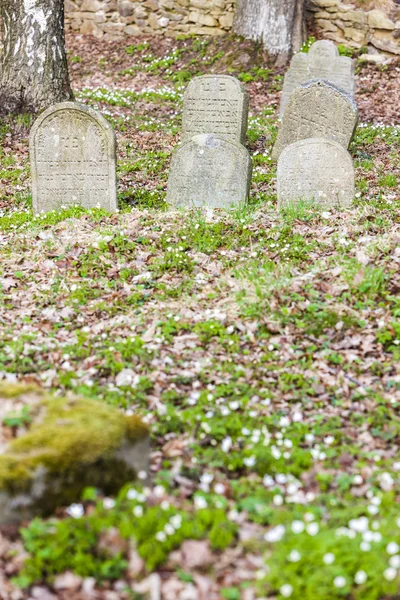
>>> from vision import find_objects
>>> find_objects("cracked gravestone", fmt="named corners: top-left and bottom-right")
top-left (272, 79), bottom-right (358, 161)
top-left (166, 134), bottom-right (252, 209)
top-left (280, 40), bottom-right (355, 117)
top-left (182, 75), bottom-right (249, 144)
top-left (277, 137), bottom-right (355, 209)
top-left (30, 101), bottom-right (117, 214)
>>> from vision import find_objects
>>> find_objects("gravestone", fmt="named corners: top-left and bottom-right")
top-left (182, 75), bottom-right (248, 144)
top-left (30, 102), bottom-right (117, 214)
top-left (272, 79), bottom-right (358, 161)
top-left (280, 40), bottom-right (355, 117)
top-left (166, 134), bottom-right (252, 209)
top-left (277, 138), bottom-right (355, 208)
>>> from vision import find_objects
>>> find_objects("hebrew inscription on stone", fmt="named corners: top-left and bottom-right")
top-left (272, 79), bottom-right (358, 161)
top-left (182, 75), bottom-right (248, 144)
top-left (278, 138), bottom-right (355, 208)
top-left (280, 40), bottom-right (355, 117)
top-left (166, 134), bottom-right (252, 209)
top-left (30, 102), bottom-right (117, 214)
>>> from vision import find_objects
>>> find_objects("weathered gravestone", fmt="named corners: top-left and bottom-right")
top-left (277, 138), bottom-right (355, 209)
top-left (280, 40), bottom-right (355, 117)
top-left (30, 102), bottom-right (117, 214)
top-left (182, 75), bottom-right (248, 144)
top-left (272, 79), bottom-right (358, 161)
top-left (166, 134), bottom-right (252, 209)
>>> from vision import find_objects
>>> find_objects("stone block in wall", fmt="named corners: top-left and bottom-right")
top-left (219, 12), bottom-right (233, 28)
top-left (81, 0), bottom-right (104, 11)
top-left (159, 0), bottom-right (174, 8)
top-left (190, 25), bottom-right (225, 35)
top-left (370, 35), bottom-right (400, 54)
top-left (343, 26), bottom-right (367, 44)
top-left (148, 12), bottom-right (161, 28)
top-left (66, 0), bottom-right (79, 10)
top-left (125, 24), bottom-right (142, 34)
top-left (143, 0), bottom-right (159, 9)
top-left (81, 19), bottom-right (104, 35)
top-left (190, 0), bottom-right (211, 9)
top-left (134, 6), bottom-right (148, 18)
top-left (368, 10), bottom-right (395, 30)
top-left (315, 19), bottom-right (338, 32)
top-left (118, 0), bottom-right (134, 16)
top-left (94, 10), bottom-right (107, 22)
top-left (100, 21), bottom-right (126, 32)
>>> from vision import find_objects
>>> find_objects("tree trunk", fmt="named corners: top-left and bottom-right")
top-left (234, 0), bottom-right (306, 60)
top-left (0, 0), bottom-right (73, 115)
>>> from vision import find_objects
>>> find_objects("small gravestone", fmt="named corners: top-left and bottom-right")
top-left (166, 134), bottom-right (252, 209)
top-left (280, 40), bottom-right (355, 117)
top-left (272, 80), bottom-right (358, 161)
top-left (182, 75), bottom-right (248, 144)
top-left (30, 102), bottom-right (117, 214)
top-left (277, 138), bottom-right (355, 209)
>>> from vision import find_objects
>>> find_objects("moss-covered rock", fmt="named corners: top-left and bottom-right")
top-left (0, 384), bottom-right (149, 524)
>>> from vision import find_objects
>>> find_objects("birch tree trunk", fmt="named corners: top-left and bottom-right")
top-left (0, 0), bottom-right (73, 115)
top-left (234, 0), bottom-right (306, 60)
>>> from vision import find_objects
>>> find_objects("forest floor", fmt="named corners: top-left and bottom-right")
top-left (0, 33), bottom-right (399, 600)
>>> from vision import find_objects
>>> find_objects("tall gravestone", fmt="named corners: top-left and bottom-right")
top-left (272, 79), bottom-right (358, 161)
top-left (166, 134), bottom-right (252, 209)
top-left (277, 138), bottom-right (355, 209)
top-left (280, 40), bottom-right (355, 117)
top-left (30, 102), bottom-right (117, 214)
top-left (182, 75), bottom-right (248, 144)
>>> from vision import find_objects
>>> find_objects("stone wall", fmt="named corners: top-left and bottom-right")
top-left (65, 0), bottom-right (400, 56)
top-left (308, 0), bottom-right (400, 55)
top-left (65, 0), bottom-right (235, 39)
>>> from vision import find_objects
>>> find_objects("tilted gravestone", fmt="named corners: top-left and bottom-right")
top-left (182, 75), bottom-right (248, 144)
top-left (280, 40), bottom-right (355, 117)
top-left (166, 134), bottom-right (252, 209)
top-left (30, 102), bottom-right (117, 214)
top-left (277, 138), bottom-right (355, 209)
top-left (272, 80), bottom-right (358, 161)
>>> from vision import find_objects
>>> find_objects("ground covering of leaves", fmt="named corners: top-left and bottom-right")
top-left (0, 32), bottom-right (399, 600)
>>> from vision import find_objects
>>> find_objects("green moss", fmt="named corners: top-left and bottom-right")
top-left (0, 387), bottom-right (149, 510)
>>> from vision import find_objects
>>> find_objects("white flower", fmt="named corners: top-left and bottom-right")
top-left (194, 496), bottom-right (208, 510)
top-left (390, 555), bottom-right (400, 569)
top-left (133, 505), bottom-right (143, 518)
top-left (170, 515), bottom-right (182, 529)
top-left (66, 503), bottom-right (84, 519)
top-left (333, 576), bottom-right (346, 588)
top-left (155, 531), bottom-right (166, 542)
top-left (154, 485), bottom-right (165, 498)
top-left (349, 517), bottom-right (369, 533)
top-left (279, 416), bottom-right (290, 427)
top-left (306, 522), bottom-right (319, 536)
top-left (244, 455), bottom-right (256, 467)
top-left (355, 570), bottom-right (367, 584)
top-left (263, 475), bottom-right (275, 487)
top-left (103, 498), bottom-right (115, 510)
top-left (360, 541), bottom-right (371, 551)
top-left (384, 567), bottom-right (397, 581)
top-left (221, 436), bottom-right (232, 453)
top-left (273, 495), bottom-right (284, 506)
top-left (291, 520), bottom-right (305, 534)
top-left (353, 475), bottom-right (363, 485)
top-left (280, 584), bottom-right (293, 597)
top-left (387, 542), bottom-right (400, 555)
top-left (127, 489), bottom-right (138, 500)
top-left (324, 436), bottom-right (334, 445)
top-left (323, 553), bottom-right (335, 565)
top-left (214, 483), bottom-right (225, 495)
top-left (164, 524), bottom-right (175, 535)
top-left (378, 472), bottom-right (394, 491)
top-left (264, 524), bottom-right (285, 543)
top-left (288, 550), bottom-right (301, 562)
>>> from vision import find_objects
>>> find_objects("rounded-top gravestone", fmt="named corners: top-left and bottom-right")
top-left (280, 39), bottom-right (355, 117)
top-left (277, 137), bottom-right (355, 209)
top-left (272, 79), bottom-right (358, 161)
top-left (30, 102), bottom-right (117, 214)
top-left (166, 133), bottom-right (252, 209)
top-left (182, 75), bottom-right (249, 144)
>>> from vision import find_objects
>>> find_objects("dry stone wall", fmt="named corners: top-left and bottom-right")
top-left (308, 0), bottom-right (400, 56)
top-left (65, 0), bottom-right (235, 39)
top-left (65, 0), bottom-right (400, 56)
